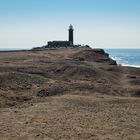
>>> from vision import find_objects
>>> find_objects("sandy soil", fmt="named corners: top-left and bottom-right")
top-left (0, 47), bottom-right (140, 140)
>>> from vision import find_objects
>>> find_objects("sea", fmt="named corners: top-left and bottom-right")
top-left (105, 49), bottom-right (140, 68)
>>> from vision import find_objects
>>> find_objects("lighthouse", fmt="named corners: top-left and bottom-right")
top-left (69, 24), bottom-right (74, 45)
top-left (47, 25), bottom-right (75, 48)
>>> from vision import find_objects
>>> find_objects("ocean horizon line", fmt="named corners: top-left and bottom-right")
top-left (0, 47), bottom-right (140, 50)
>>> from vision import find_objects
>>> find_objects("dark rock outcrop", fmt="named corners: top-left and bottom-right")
top-left (37, 89), bottom-right (50, 97)
top-left (71, 48), bottom-right (117, 65)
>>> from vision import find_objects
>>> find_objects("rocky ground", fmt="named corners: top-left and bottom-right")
top-left (0, 47), bottom-right (140, 140)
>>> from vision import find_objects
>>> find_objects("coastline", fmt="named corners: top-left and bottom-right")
top-left (120, 64), bottom-right (140, 68)
top-left (1, 47), bottom-right (140, 68)
top-left (105, 48), bottom-right (140, 68)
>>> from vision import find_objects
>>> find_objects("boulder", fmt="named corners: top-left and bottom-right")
top-left (37, 89), bottom-right (50, 97)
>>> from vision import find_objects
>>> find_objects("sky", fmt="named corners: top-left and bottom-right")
top-left (0, 0), bottom-right (140, 49)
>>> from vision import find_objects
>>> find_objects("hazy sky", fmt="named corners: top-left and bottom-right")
top-left (0, 0), bottom-right (140, 49)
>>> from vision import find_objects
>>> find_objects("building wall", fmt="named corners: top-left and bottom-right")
top-left (48, 41), bottom-right (71, 48)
